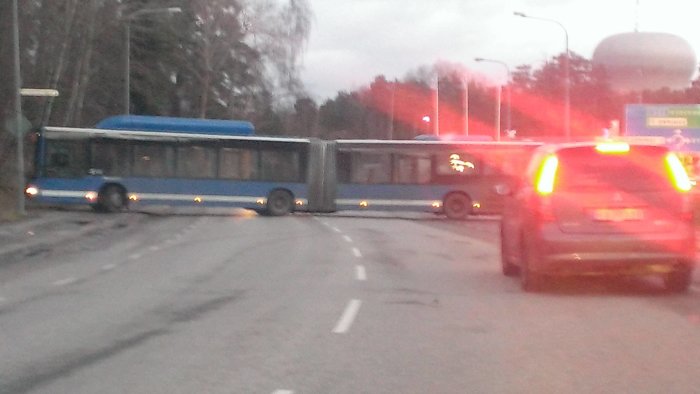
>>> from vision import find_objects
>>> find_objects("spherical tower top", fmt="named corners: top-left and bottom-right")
top-left (592, 32), bottom-right (697, 92)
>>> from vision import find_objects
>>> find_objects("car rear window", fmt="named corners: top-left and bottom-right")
top-left (555, 146), bottom-right (673, 192)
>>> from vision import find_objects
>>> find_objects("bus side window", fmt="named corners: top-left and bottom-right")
top-left (177, 145), bottom-right (216, 179)
top-left (260, 150), bottom-right (300, 182)
top-left (133, 144), bottom-right (175, 178)
top-left (92, 141), bottom-right (131, 176)
top-left (394, 154), bottom-right (431, 184)
top-left (351, 152), bottom-right (390, 184)
top-left (219, 148), bottom-right (258, 180)
top-left (46, 140), bottom-right (88, 178)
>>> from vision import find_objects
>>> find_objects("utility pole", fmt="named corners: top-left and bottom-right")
top-left (12, 0), bottom-right (25, 216)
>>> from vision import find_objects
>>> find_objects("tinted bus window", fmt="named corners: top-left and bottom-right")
top-left (219, 148), bottom-right (258, 180)
top-left (394, 154), bottom-right (431, 184)
top-left (260, 150), bottom-right (301, 182)
top-left (350, 152), bottom-right (391, 184)
top-left (91, 140), bottom-right (131, 176)
top-left (133, 144), bottom-right (175, 177)
top-left (45, 140), bottom-right (88, 178)
top-left (177, 145), bottom-right (217, 179)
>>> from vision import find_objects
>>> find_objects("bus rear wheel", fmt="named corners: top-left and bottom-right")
top-left (443, 193), bottom-right (472, 220)
top-left (265, 189), bottom-right (294, 216)
top-left (98, 185), bottom-right (126, 213)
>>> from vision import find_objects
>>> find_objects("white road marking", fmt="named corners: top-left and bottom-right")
top-left (333, 299), bottom-right (362, 334)
top-left (272, 390), bottom-right (294, 394)
top-left (356, 265), bottom-right (367, 281)
top-left (352, 247), bottom-right (362, 258)
top-left (129, 253), bottom-right (142, 260)
top-left (149, 245), bottom-right (160, 252)
top-left (343, 235), bottom-right (353, 243)
top-left (332, 227), bottom-right (341, 233)
top-left (53, 277), bottom-right (77, 286)
top-left (101, 264), bottom-right (116, 271)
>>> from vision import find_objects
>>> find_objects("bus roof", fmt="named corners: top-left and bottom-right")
top-left (43, 126), bottom-right (308, 143)
top-left (336, 139), bottom-right (542, 148)
top-left (95, 115), bottom-right (255, 136)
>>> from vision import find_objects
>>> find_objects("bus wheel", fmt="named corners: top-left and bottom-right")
top-left (99, 185), bottom-right (126, 213)
top-left (443, 193), bottom-right (471, 220)
top-left (266, 189), bottom-right (294, 216)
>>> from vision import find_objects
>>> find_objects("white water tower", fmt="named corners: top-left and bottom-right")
top-left (592, 32), bottom-right (696, 92)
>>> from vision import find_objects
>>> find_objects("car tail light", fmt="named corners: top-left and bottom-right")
top-left (665, 153), bottom-right (693, 192)
top-left (535, 154), bottom-right (559, 195)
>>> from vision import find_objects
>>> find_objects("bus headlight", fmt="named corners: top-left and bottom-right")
top-left (25, 186), bottom-right (39, 197)
top-left (85, 191), bottom-right (98, 201)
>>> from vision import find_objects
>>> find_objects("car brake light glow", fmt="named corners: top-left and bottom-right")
top-left (536, 155), bottom-right (559, 195)
top-left (595, 141), bottom-right (630, 153)
top-left (665, 153), bottom-right (693, 192)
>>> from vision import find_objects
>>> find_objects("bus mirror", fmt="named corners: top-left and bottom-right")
top-left (494, 183), bottom-right (512, 196)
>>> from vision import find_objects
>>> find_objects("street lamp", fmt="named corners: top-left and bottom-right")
top-left (124, 7), bottom-right (182, 114)
top-left (475, 57), bottom-right (511, 140)
top-left (514, 11), bottom-right (570, 140)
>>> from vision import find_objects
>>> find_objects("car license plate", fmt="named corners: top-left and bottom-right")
top-left (592, 208), bottom-right (644, 222)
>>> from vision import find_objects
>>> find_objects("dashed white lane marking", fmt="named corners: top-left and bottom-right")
top-left (332, 227), bottom-right (341, 233)
top-left (272, 390), bottom-right (294, 394)
top-left (343, 235), bottom-right (353, 243)
top-left (149, 245), bottom-right (160, 252)
top-left (352, 247), bottom-right (362, 258)
top-left (333, 299), bottom-right (362, 334)
top-left (53, 277), bottom-right (77, 287)
top-left (129, 253), bottom-right (142, 260)
top-left (101, 264), bottom-right (116, 271)
top-left (356, 265), bottom-right (367, 281)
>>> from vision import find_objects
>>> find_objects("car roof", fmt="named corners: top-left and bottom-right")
top-left (533, 140), bottom-right (670, 155)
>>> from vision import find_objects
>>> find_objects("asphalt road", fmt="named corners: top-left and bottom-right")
top-left (1, 211), bottom-right (700, 393)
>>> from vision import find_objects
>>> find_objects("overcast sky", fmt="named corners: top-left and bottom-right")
top-left (300, 0), bottom-right (700, 101)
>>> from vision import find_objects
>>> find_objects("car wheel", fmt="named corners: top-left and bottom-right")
top-left (443, 193), bottom-right (471, 220)
top-left (98, 185), bottom-right (126, 213)
top-left (265, 189), bottom-right (294, 216)
top-left (664, 267), bottom-right (692, 293)
top-left (500, 227), bottom-right (519, 277)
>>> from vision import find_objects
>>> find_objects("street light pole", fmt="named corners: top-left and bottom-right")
top-left (12, 0), bottom-right (25, 216)
top-left (124, 7), bottom-right (182, 114)
top-left (475, 57), bottom-right (511, 136)
top-left (514, 11), bottom-right (570, 140)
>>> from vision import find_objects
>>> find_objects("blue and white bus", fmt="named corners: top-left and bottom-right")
top-left (26, 117), bottom-right (540, 218)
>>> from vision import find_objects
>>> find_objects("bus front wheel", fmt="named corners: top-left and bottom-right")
top-left (443, 193), bottom-right (472, 220)
top-left (265, 189), bottom-right (294, 216)
top-left (98, 185), bottom-right (126, 213)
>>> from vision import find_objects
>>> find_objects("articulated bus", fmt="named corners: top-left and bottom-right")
top-left (26, 119), bottom-right (540, 218)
